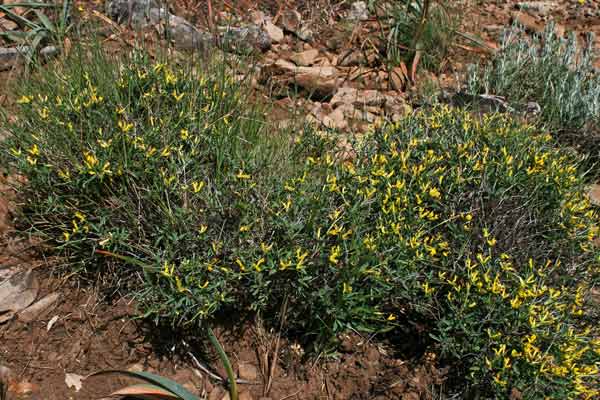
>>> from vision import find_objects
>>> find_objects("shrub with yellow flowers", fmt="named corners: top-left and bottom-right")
top-left (3, 48), bottom-right (599, 399)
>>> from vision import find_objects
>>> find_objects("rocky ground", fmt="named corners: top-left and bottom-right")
top-left (1, 1), bottom-right (600, 399)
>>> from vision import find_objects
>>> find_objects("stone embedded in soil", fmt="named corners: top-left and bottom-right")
top-left (238, 391), bottom-right (254, 400)
top-left (17, 292), bottom-right (60, 323)
top-left (0, 269), bottom-right (39, 323)
top-left (511, 11), bottom-right (543, 33)
top-left (587, 184), bottom-right (600, 206)
top-left (0, 47), bottom-right (28, 71)
top-left (263, 21), bottom-right (284, 43)
top-left (238, 362), bottom-right (260, 381)
top-left (348, 1), bottom-right (369, 21)
top-left (290, 48), bottom-right (319, 66)
top-left (516, 1), bottom-right (558, 16)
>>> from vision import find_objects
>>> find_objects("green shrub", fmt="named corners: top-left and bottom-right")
top-left (3, 48), bottom-right (600, 398)
top-left (466, 24), bottom-right (600, 160)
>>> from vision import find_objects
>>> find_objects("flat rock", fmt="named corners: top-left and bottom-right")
top-left (0, 47), bottom-right (29, 71)
top-left (0, 269), bottom-right (39, 323)
top-left (348, 1), bottom-right (369, 21)
top-left (238, 362), bottom-right (259, 381)
top-left (263, 21), bottom-right (284, 43)
top-left (511, 11), bottom-right (543, 33)
top-left (18, 292), bottom-right (60, 323)
top-left (289, 49), bottom-right (319, 66)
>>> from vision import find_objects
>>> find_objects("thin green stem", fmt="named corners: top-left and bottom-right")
top-left (207, 327), bottom-right (238, 400)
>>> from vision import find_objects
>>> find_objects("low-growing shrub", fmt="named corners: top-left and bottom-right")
top-left (3, 49), bottom-right (599, 398)
top-left (466, 24), bottom-right (600, 162)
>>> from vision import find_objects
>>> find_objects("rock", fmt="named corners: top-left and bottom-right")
top-left (0, 17), bottom-right (18, 31)
top-left (239, 391), bottom-right (254, 400)
top-left (237, 363), bottom-right (259, 381)
top-left (516, 2), bottom-right (557, 16)
top-left (330, 87), bottom-right (386, 108)
top-left (290, 49), bottom-right (319, 66)
top-left (322, 107), bottom-right (347, 130)
top-left (18, 292), bottom-right (60, 323)
top-left (39, 46), bottom-right (60, 60)
top-left (402, 392), bottom-right (419, 400)
top-left (511, 11), bottom-right (543, 33)
top-left (390, 67), bottom-right (406, 91)
top-left (588, 184), bottom-right (600, 206)
top-left (263, 21), bottom-right (284, 43)
top-left (296, 26), bottom-right (314, 42)
top-left (280, 10), bottom-right (302, 33)
top-left (0, 47), bottom-right (29, 71)
top-left (208, 387), bottom-right (226, 400)
top-left (348, 1), bottom-right (369, 21)
top-left (0, 269), bottom-right (39, 323)
top-left (219, 25), bottom-right (272, 53)
top-left (105, 0), bottom-right (270, 53)
top-left (295, 73), bottom-right (339, 97)
top-left (280, 9), bottom-right (312, 41)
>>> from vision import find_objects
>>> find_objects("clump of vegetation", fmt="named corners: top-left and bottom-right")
top-left (3, 48), bottom-right (600, 398)
top-left (466, 24), bottom-right (600, 161)
top-left (372, 0), bottom-right (460, 71)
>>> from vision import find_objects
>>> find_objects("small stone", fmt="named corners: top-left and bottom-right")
top-left (511, 11), bottom-right (543, 33)
top-left (280, 10), bottom-right (302, 33)
top-left (588, 184), bottom-right (600, 206)
top-left (239, 391), bottom-right (254, 400)
top-left (0, 47), bottom-right (29, 71)
top-left (263, 21), bottom-right (284, 43)
top-left (390, 67), bottom-right (406, 91)
top-left (348, 1), bottom-right (369, 21)
top-left (0, 17), bottom-right (18, 31)
top-left (516, 1), bottom-right (557, 16)
top-left (237, 362), bottom-right (259, 381)
top-left (290, 49), bottom-right (319, 66)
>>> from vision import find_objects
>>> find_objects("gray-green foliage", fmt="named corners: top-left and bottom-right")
top-left (467, 23), bottom-right (600, 132)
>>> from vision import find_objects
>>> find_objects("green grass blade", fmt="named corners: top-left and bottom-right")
top-left (207, 328), bottom-right (238, 400)
top-left (90, 370), bottom-right (200, 400)
top-left (0, 5), bottom-right (39, 30)
top-left (0, 2), bottom-right (59, 8)
top-left (33, 9), bottom-right (55, 32)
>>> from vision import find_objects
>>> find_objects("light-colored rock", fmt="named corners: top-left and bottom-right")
top-left (0, 17), bottom-right (18, 31)
top-left (18, 292), bottom-right (60, 323)
top-left (330, 87), bottom-right (386, 107)
top-left (511, 11), bottom-right (543, 33)
top-left (0, 47), bottom-right (29, 71)
top-left (517, 1), bottom-right (557, 16)
top-left (390, 67), bottom-right (406, 91)
top-left (348, 1), bottom-right (369, 21)
top-left (263, 21), bottom-right (284, 43)
top-left (237, 362), bottom-right (259, 381)
top-left (280, 10), bottom-right (302, 33)
top-left (239, 391), bottom-right (254, 400)
top-left (588, 184), bottom-right (600, 206)
top-left (322, 107), bottom-right (347, 130)
top-left (290, 49), bottom-right (319, 66)
top-left (0, 269), bottom-right (38, 323)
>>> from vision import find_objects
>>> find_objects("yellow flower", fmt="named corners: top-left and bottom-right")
top-left (191, 181), bottom-right (205, 193)
top-left (198, 224), bottom-right (208, 234)
top-left (160, 146), bottom-right (171, 157)
top-left (328, 245), bottom-right (341, 265)
top-left (118, 120), bottom-right (133, 133)
top-left (253, 258), bottom-right (265, 272)
top-left (235, 258), bottom-right (246, 271)
top-left (28, 144), bottom-right (39, 156)
top-left (236, 170), bottom-right (251, 180)
top-left (17, 95), bottom-right (33, 104)
top-left (387, 313), bottom-right (397, 321)
top-left (279, 259), bottom-right (292, 270)
top-left (342, 282), bottom-right (352, 294)
top-left (180, 129), bottom-right (190, 140)
top-left (239, 224), bottom-right (251, 232)
top-left (63, 231), bottom-right (70, 241)
top-left (429, 187), bottom-right (441, 200)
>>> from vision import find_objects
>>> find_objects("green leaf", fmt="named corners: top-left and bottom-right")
top-left (33, 9), bottom-right (55, 32)
top-left (0, 5), bottom-right (39, 30)
top-left (89, 370), bottom-right (200, 400)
